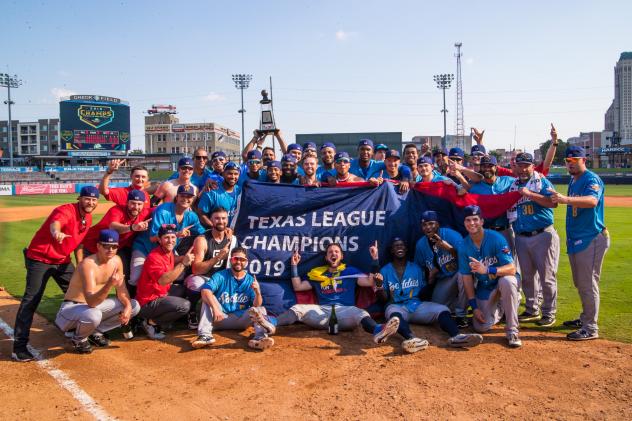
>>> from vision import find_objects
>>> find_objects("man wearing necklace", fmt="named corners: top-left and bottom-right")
top-left (12, 186), bottom-right (99, 362)
top-left (321, 152), bottom-right (365, 185)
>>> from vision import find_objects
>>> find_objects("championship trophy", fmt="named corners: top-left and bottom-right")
top-left (259, 90), bottom-right (276, 134)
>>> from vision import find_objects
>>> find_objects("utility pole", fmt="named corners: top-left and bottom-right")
top-left (454, 43), bottom-right (464, 149)
top-left (1, 73), bottom-right (23, 167)
top-left (433, 74), bottom-right (454, 149)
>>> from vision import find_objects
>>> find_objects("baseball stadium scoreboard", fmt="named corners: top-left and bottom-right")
top-left (60, 95), bottom-right (130, 151)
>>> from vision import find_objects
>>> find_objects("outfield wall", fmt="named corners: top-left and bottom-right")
top-left (0, 181), bottom-right (129, 196)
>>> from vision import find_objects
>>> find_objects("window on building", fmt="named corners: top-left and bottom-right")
top-left (40, 135), bottom-right (47, 141)
top-left (41, 125), bottom-right (48, 131)
top-left (51, 124), bottom-right (58, 131)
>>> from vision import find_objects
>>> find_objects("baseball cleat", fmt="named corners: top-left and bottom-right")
top-left (248, 307), bottom-right (276, 335)
top-left (518, 311), bottom-right (541, 322)
top-left (566, 329), bottom-right (598, 341)
top-left (454, 316), bottom-right (469, 329)
top-left (187, 312), bottom-right (199, 330)
top-left (373, 317), bottom-right (400, 344)
top-left (72, 337), bottom-right (93, 354)
top-left (88, 333), bottom-right (111, 347)
top-left (11, 349), bottom-right (35, 362)
top-left (448, 333), bottom-right (483, 348)
top-left (507, 333), bottom-right (523, 348)
top-left (536, 315), bottom-right (556, 327)
top-left (402, 337), bottom-right (429, 353)
top-left (142, 320), bottom-right (166, 340)
top-left (248, 336), bottom-right (275, 350)
top-left (562, 318), bottom-right (582, 329)
top-left (191, 334), bottom-right (216, 349)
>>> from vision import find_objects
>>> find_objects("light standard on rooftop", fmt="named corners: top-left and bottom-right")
top-left (1, 73), bottom-right (23, 167)
top-left (433, 73), bottom-right (454, 149)
top-left (232, 74), bottom-right (252, 153)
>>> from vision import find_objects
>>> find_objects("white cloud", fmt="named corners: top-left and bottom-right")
top-left (51, 87), bottom-right (76, 100)
top-left (203, 92), bottom-right (225, 102)
top-left (335, 30), bottom-right (357, 41)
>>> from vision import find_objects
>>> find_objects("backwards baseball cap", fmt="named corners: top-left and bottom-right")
top-left (375, 143), bottom-right (389, 152)
top-left (127, 189), bottom-right (145, 202)
top-left (463, 205), bottom-right (482, 218)
top-left (515, 152), bottom-right (534, 165)
top-left (417, 156), bottom-right (434, 165)
top-left (479, 155), bottom-right (497, 166)
top-left (177, 184), bottom-right (196, 196)
top-left (158, 224), bottom-right (177, 237)
top-left (281, 154), bottom-right (297, 164)
top-left (178, 157), bottom-right (194, 168)
top-left (320, 142), bottom-right (336, 151)
top-left (98, 229), bottom-right (119, 245)
top-left (211, 151), bottom-right (227, 160)
top-left (471, 144), bottom-right (486, 156)
top-left (566, 145), bottom-right (586, 158)
top-left (223, 162), bottom-right (240, 172)
top-left (432, 147), bottom-right (449, 157)
top-left (421, 210), bottom-right (439, 223)
top-left (358, 139), bottom-right (374, 149)
top-left (449, 147), bottom-right (465, 158)
top-left (79, 186), bottom-right (99, 199)
top-left (334, 151), bottom-right (351, 162)
top-left (385, 149), bottom-right (401, 160)
top-left (287, 143), bottom-right (303, 152)
top-left (267, 160), bottom-right (281, 169)
top-left (302, 142), bottom-right (317, 151)
top-left (246, 149), bottom-right (262, 160)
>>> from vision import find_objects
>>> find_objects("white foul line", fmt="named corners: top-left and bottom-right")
top-left (0, 316), bottom-right (116, 421)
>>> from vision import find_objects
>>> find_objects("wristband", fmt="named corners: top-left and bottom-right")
top-left (487, 266), bottom-right (498, 275)
top-left (468, 298), bottom-right (478, 310)
top-left (291, 265), bottom-right (299, 278)
top-left (129, 224), bottom-right (135, 232)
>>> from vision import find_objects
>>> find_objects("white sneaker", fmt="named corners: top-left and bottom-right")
top-left (191, 334), bottom-right (215, 349)
top-left (507, 333), bottom-right (522, 348)
top-left (448, 333), bottom-right (484, 348)
top-left (248, 307), bottom-right (276, 335)
top-left (373, 317), bottom-right (400, 344)
top-left (402, 337), bottom-right (429, 353)
top-left (248, 336), bottom-right (275, 350)
top-left (142, 320), bottom-right (166, 340)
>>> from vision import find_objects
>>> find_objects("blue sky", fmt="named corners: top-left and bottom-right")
top-left (3, 0), bottom-right (631, 153)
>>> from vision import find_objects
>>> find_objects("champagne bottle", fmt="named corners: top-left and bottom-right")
top-left (328, 304), bottom-right (339, 335)
top-left (121, 322), bottom-right (134, 340)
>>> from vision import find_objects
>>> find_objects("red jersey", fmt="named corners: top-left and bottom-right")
top-left (496, 162), bottom-right (548, 177)
top-left (82, 205), bottom-right (152, 253)
top-left (136, 246), bottom-right (174, 306)
top-left (105, 186), bottom-right (150, 208)
top-left (27, 203), bottom-right (92, 264)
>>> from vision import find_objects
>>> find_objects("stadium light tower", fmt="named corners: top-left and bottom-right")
top-left (232, 74), bottom-right (252, 152)
top-left (433, 73), bottom-right (454, 149)
top-left (1, 73), bottom-right (23, 167)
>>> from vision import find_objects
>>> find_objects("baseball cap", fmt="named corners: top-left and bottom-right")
top-left (302, 142), bottom-right (317, 151)
top-left (223, 162), bottom-right (240, 172)
top-left (515, 152), bottom-right (534, 165)
top-left (281, 154), bottom-right (297, 164)
top-left (417, 156), bottom-right (434, 166)
top-left (246, 150), bottom-right (262, 160)
top-left (421, 210), bottom-right (439, 223)
top-left (479, 155), bottom-right (497, 166)
top-left (320, 142), bottom-right (336, 151)
top-left (471, 144), bottom-right (486, 156)
top-left (375, 143), bottom-right (389, 152)
top-left (211, 151), bottom-right (227, 160)
top-left (385, 149), bottom-right (401, 160)
top-left (178, 157), bottom-right (194, 168)
top-left (267, 160), bottom-right (281, 169)
top-left (566, 145), bottom-right (586, 158)
top-left (358, 139), bottom-right (374, 149)
top-left (449, 147), bottom-right (465, 159)
top-left (79, 186), bottom-right (99, 199)
top-left (390, 237), bottom-right (406, 247)
top-left (177, 184), bottom-right (196, 196)
top-left (334, 151), bottom-right (351, 162)
top-left (158, 224), bottom-right (177, 237)
top-left (98, 229), bottom-right (119, 245)
top-left (432, 147), bottom-right (449, 157)
top-left (287, 143), bottom-right (303, 152)
top-left (463, 205), bottom-right (482, 218)
top-left (127, 189), bottom-right (145, 202)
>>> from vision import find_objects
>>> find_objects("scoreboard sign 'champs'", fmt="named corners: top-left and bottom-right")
top-left (78, 105), bottom-right (114, 129)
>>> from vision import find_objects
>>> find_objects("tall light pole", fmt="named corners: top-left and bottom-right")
top-left (232, 74), bottom-right (252, 153)
top-left (433, 73), bottom-right (454, 149)
top-left (1, 73), bottom-right (23, 167)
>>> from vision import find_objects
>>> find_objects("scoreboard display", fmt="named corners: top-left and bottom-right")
top-left (60, 95), bottom-right (130, 151)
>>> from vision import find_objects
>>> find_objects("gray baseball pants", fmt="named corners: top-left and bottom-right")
top-left (472, 275), bottom-right (521, 336)
top-left (55, 298), bottom-right (141, 340)
top-left (197, 303), bottom-right (269, 338)
top-left (431, 273), bottom-right (467, 317)
top-left (385, 301), bottom-right (449, 324)
top-left (568, 232), bottom-right (609, 335)
top-left (283, 304), bottom-right (369, 331)
top-left (516, 226), bottom-right (560, 317)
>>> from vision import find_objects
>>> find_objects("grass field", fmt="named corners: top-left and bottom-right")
top-left (0, 194), bottom-right (630, 342)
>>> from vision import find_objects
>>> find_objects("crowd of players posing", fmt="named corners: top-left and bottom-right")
top-left (11, 126), bottom-right (608, 362)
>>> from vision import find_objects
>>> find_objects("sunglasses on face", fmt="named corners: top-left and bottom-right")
top-left (212, 158), bottom-right (225, 163)
top-left (248, 160), bottom-right (262, 165)
top-left (230, 256), bottom-right (248, 263)
top-left (162, 224), bottom-right (177, 230)
top-left (565, 157), bottom-right (582, 163)
top-left (180, 166), bottom-right (194, 171)
top-left (101, 244), bottom-right (119, 251)
top-left (194, 156), bottom-right (208, 160)
top-left (336, 159), bottom-right (350, 164)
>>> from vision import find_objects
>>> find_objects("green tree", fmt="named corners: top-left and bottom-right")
top-left (539, 139), bottom-right (568, 165)
top-left (130, 148), bottom-right (144, 155)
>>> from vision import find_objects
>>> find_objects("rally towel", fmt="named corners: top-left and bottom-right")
top-left (506, 171), bottom-right (543, 223)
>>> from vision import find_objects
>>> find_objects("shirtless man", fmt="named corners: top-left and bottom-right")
top-left (153, 157), bottom-right (199, 203)
top-left (54, 229), bottom-right (140, 354)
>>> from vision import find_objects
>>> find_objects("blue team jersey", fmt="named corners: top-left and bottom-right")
top-left (414, 227), bottom-right (463, 279)
top-left (349, 159), bottom-right (386, 180)
top-left (316, 165), bottom-right (333, 179)
top-left (168, 168), bottom-right (222, 190)
top-left (458, 229), bottom-right (514, 300)
top-left (414, 172), bottom-right (448, 183)
top-left (381, 165), bottom-right (412, 181)
top-left (308, 266), bottom-right (364, 306)
top-left (468, 176), bottom-right (515, 228)
top-left (511, 176), bottom-right (555, 234)
top-left (201, 269), bottom-right (256, 316)
top-left (237, 170), bottom-right (263, 188)
top-left (198, 184), bottom-right (241, 224)
top-left (380, 262), bottom-right (425, 311)
top-left (566, 170), bottom-right (605, 254)
top-left (132, 202), bottom-right (205, 255)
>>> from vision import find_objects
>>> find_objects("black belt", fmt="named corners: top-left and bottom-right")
top-left (518, 227), bottom-right (548, 237)
top-left (489, 225), bottom-right (509, 231)
top-left (63, 300), bottom-right (83, 304)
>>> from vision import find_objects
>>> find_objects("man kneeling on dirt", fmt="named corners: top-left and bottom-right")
top-left (55, 230), bottom-right (140, 354)
top-left (191, 247), bottom-right (277, 350)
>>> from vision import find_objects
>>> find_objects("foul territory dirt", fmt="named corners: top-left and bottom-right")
top-left (1, 291), bottom-right (631, 420)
